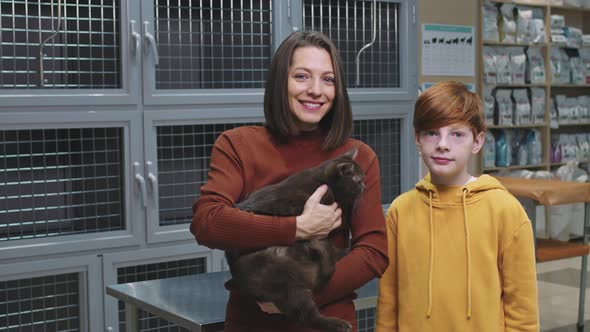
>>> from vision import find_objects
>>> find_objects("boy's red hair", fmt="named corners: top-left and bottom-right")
top-left (414, 81), bottom-right (486, 137)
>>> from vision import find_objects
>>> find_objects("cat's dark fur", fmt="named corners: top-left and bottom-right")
top-left (226, 149), bottom-right (364, 332)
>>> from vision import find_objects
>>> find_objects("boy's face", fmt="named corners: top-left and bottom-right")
top-left (415, 123), bottom-right (485, 186)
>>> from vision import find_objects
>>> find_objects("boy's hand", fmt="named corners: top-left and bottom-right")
top-left (257, 301), bottom-right (282, 314)
top-left (295, 185), bottom-right (342, 240)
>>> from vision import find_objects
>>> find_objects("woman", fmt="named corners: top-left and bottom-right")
top-left (191, 30), bottom-right (388, 332)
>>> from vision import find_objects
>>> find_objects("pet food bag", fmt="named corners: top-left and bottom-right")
top-left (482, 2), bottom-right (500, 42)
top-left (526, 47), bottom-right (546, 84)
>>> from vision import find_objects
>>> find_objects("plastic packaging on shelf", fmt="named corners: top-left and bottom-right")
top-left (551, 15), bottom-right (567, 46)
top-left (483, 87), bottom-right (495, 126)
top-left (566, 26), bottom-right (583, 49)
top-left (530, 88), bottom-right (546, 124)
top-left (550, 162), bottom-right (588, 240)
top-left (550, 102), bottom-right (559, 129)
top-left (559, 49), bottom-right (572, 84)
top-left (516, 6), bottom-right (534, 43)
top-left (579, 47), bottom-right (590, 83)
top-left (527, 129), bottom-right (543, 165)
top-left (483, 47), bottom-right (498, 84)
top-left (496, 48), bottom-right (512, 84)
top-left (526, 47), bottom-right (546, 83)
top-left (550, 47), bottom-right (567, 83)
top-left (482, 1), bottom-right (500, 42)
top-left (509, 47), bottom-right (527, 84)
top-left (488, 129), bottom-right (542, 168)
top-left (500, 4), bottom-right (517, 43)
top-left (551, 15), bottom-right (565, 32)
top-left (495, 129), bottom-right (512, 167)
top-left (570, 56), bottom-right (586, 85)
top-left (496, 89), bottom-right (514, 126)
top-left (483, 132), bottom-right (496, 168)
top-left (564, 0), bottom-right (583, 7)
top-left (551, 133), bottom-right (562, 163)
top-left (554, 95), bottom-right (572, 124)
top-left (578, 96), bottom-right (589, 122)
top-left (513, 89), bottom-right (532, 125)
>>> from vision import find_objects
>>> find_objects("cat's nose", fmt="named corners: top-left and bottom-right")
top-left (353, 175), bottom-right (362, 183)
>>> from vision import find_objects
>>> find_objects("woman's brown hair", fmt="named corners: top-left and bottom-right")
top-left (414, 81), bottom-right (486, 137)
top-left (264, 31), bottom-right (352, 150)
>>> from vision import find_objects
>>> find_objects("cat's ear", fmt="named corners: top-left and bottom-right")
top-left (342, 148), bottom-right (358, 160)
top-left (337, 162), bottom-right (354, 174)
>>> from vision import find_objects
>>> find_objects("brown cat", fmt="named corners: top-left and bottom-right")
top-left (226, 148), bottom-right (364, 332)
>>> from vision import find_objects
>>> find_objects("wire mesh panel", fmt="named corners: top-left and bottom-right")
top-left (0, 0), bottom-right (121, 89)
top-left (356, 306), bottom-right (376, 332)
top-left (303, 0), bottom-right (400, 88)
top-left (116, 257), bottom-right (206, 332)
top-left (0, 272), bottom-right (81, 331)
top-left (0, 128), bottom-right (125, 241)
top-left (156, 122), bottom-right (260, 226)
top-left (352, 118), bottom-right (400, 204)
top-left (157, 118), bottom-right (399, 226)
top-left (154, 0), bottom-right (272, 89)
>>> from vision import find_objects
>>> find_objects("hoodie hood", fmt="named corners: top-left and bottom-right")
top-left (416, 173), bottom-right (507, 205)
top-left (414, 173), bottom-right (507, 320)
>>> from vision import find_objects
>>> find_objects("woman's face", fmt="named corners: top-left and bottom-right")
top-left (287, 46), bottom-right (336, 131)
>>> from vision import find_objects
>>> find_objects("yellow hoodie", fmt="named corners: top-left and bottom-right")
top-left (376, 174), bottom-right (539, 332)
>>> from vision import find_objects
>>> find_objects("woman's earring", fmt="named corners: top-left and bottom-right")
top-left (416, 145), bottom-right (422, 156)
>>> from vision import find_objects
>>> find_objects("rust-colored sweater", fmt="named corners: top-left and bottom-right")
top-left (191, 126), bottom-right (389, 331)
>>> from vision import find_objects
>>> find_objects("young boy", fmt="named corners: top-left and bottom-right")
top-left (376, 81), bottom-right (539, 331)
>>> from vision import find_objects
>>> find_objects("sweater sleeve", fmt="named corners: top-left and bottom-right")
top-left (313, 150), bottom-right (389, 306)
top-left (501, 219), bottom-right (540, 331)
top-left (376, 204), bottom-right (398, 332)
top-left (190, 132), bottom-right (297, 251)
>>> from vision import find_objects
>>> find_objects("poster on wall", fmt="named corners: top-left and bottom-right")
top-left (421, 24), bottom-right (475, 76)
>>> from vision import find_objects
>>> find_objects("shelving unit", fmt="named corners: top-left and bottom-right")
top-left (478, 0), bottom-right (590, 174)
top-left (478, 3), bottom-right (590, 330)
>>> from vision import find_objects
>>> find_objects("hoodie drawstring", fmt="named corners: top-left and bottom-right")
top-left (427, 190), bottom-right (434, 318)
top-left (427, 188), bottom-right (472, 320)
top-left (462, 189), bottom-right (472, 319)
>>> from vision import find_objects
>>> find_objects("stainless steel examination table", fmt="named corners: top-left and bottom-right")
top-left (106, 270), bottom-right (378, 332)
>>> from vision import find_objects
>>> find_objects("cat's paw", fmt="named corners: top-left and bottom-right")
top-left (336, 321), bottom-right (352, 332)
top-left (327, 320), bottom-right (352, 332)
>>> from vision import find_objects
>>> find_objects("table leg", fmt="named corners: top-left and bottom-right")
top-left (532, 202), bottom-right (537, 251)
top-left (578, 203), bottom-right (590, 331)
top-left (579, 255), bottom-right (588, 331)
top-left (125, 303), bottom-right (139, 332)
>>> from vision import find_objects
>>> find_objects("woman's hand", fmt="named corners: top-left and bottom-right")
top-left (295, 185), bottom-right (342, 240)
top-left (257, 301), bottom-right (282, 314)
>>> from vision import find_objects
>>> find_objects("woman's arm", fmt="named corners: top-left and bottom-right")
top-left (376, 206), bottom-right (398, 331)
top-left (190, 132), bottom-right (297, 251)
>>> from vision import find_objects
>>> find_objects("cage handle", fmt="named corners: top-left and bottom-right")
top-left (39, 0), bottom-right (64, 87)
top-left (133, 162), bottom-right (148, 208)
top-left (355, 0), bottom-right (377, 87)
top-left (130, 20), bottom-right (141, 57)
top-left (143, 21), bottom-right (159, 66)
top-left (146, 161), bottom-right (159, 206)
